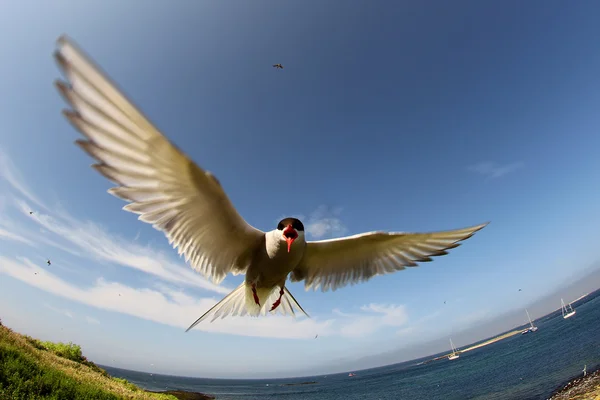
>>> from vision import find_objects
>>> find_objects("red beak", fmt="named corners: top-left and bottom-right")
top-left (283, 225), bottom-right (298, 253)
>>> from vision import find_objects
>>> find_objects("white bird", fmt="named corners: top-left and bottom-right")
top-left (52, 35), bottom-right (489, 332)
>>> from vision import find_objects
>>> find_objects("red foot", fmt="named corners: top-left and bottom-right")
top-left (251, 283), bottom-right (260, 306)
top-left (270, 287), bottom-right (285, 312)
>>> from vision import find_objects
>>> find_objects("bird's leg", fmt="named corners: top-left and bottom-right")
top-left (269, 286), bottom-right (285, 312)
top-left (251, 283), bottom-right (260, 306)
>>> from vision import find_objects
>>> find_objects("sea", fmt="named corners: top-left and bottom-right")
top-left (103, 290), bottom-right (600, 400)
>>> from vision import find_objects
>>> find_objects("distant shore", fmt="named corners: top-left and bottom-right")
top-left (421, 329), bottom-right (523, 364)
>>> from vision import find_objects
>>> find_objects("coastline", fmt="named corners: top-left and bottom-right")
top-left (146, 390), bottom-right (214, 400)
top-left (0, 322), bottom-right (212, 400)
top-left (3, 320), bottom-right (599, 399)
top-left (421, 329), bottom-right (523, 364)
top-left (549, 367), bottom-right (600, 400)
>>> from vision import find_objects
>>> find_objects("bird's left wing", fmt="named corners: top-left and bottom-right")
top-left (290, 223), bottom-right (488, 292)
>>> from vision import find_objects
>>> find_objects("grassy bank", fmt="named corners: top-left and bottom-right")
top-left (0, 321), bottom-right (212, 400)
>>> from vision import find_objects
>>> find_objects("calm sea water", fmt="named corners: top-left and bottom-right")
top-left (103, 290), bottom-right (600, 400)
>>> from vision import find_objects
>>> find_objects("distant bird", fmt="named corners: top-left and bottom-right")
top-left (46, 259), bottom-right (51, 266)
top-left (29, 211), bottom-right (34, 215)
top-left (53, 35), bottom-right (489, 331)
top-left (583, 365), bottom-right (587, 377)
top-left (518, 288), bottom-right (522, 291)
top-left (315, 334), bottom-right (318, 339)
top-left (444, 301), bottom-right (446, 304)
top-left (272, 63), bottom-right (284, 69)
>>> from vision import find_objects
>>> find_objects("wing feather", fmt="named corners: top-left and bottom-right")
top-left (291, 223), bottom-right (488, 291)
top-left (54, 35), bottom-right (264, 284)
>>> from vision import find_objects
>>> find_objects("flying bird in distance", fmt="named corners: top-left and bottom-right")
top-left (52, 35), bottom-right (489, 332)
top-left (273, 63), bottom-right (284, 69)
top-left (46, 259), bottom-right (51, 266)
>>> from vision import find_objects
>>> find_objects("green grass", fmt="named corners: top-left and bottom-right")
top-left (0, 320), bottom-right (177, 400)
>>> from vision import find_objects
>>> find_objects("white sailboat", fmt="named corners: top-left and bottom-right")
top-left (561, 298), bottom-right (576, 319)
top-left (521, 309), bottom-right (538, 334)
top-left (448, 339), bottom-right (460, 360)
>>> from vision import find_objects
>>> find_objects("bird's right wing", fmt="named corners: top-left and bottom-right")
top-left (54, 35), bottom-right (264, 284)
top-left (291, 223), bottom-right (488, 291)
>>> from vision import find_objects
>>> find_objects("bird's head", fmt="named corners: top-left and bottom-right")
top-left (276, 217), bottom-right (305, 252)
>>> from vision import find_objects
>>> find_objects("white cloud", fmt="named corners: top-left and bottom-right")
top-left (17, 201), bottom-right (230, 295)
top-left (0, 147), bottom-right (404, 341)
top-left (360, 303), bottom-right (409, 327)
top-left (456, 309), bottom-right (490, 326)
top-left (0, 256), bottom-right (335, 339)
top-left (0, 148), bottom-right (229, 295)
top-left (0, 227), bottom-right (35, 246)
top-left (44, 303), bottom-right (74, 319)
top-left (335, 303), bottom-right (409, 338)
top-left (468, 161), bottom-right (524, 179)
top-left (279, 205), bottom-right (347, 240)
top-left (85, 316), bottom-right (101, 325)
top-left (0, 149), bottom-right (47, 211)
top-left (306, 205), bottom-right (347, 239)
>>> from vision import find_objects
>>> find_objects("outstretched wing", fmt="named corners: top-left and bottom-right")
top-left (291, 223), bottom-right (488, 291)
top-left (54, 35), bottom-right (264, 284)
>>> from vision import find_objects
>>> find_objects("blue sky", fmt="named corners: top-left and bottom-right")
top-left (1, 0), bottom-right (600, 378)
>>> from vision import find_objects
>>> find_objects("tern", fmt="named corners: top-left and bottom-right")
top-left (52, 35), bottom-right (489, 332)
top-left (272, 63), bottom-right (284, 69)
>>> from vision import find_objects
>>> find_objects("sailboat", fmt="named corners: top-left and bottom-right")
top-left (448, 339), bottom-right (460, 360)
top-left (521, 309), bottom-right (538, 334)
top-left (561, 298), bottom-right (576, 319)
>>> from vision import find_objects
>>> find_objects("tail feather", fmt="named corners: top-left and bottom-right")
top-left (185, 283), bottom-right (310, 332)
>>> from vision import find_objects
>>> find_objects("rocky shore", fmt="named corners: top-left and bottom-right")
top-left (549, 367), bottom-right (600, 400)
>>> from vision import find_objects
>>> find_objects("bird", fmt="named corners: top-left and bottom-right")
top-left (46, 259), bottom-right (51, 266)
top-left (583, 364), bottom-right (587, 377)
top-left (272, 63), bottom-right (284, 69)
top-left (29, 211), bottom-right (34, 215)
top-left (52, 35), bottom-right (489, 331)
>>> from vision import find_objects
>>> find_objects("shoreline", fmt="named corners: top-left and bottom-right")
top-left (3, 320), bottom-right (599, 399)
top-left (146, 390), bottom-right (215, 400)
top-left (421, 329), bottom-right (523, 364)
top-left (548, 367), bottom-right (600, 400)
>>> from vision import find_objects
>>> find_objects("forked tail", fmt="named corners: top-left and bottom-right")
top-left (185, 282), bottom-right (310, 332)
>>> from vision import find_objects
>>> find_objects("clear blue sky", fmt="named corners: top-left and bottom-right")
top-left (1, 0), bottom-right (600, 378)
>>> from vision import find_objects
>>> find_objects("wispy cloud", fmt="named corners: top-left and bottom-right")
top-left (335, 303), bottom-right (409, 338)
top-left (280, 205), bottom-right (347, 240)
top-left (44, 303), bottom-right (74, 319)
top-left (16, 201), bottom-right (230, 295)
top-left (456, 309), bottom-right (490, 326)
top-left (85, 316), bottom-right (100, 325)
top-left (0, 147), bottom-right (229, 295)
top-left (0, 256), bottom-right (334, 339)
top-left (468, 161), bottom-right (524, 179)
top-left (0, 147), bottom-right (405, 340)
top-left (0, 227), bottom-right (35, 246)
top-left (0, 149), bottom-right (47, 211)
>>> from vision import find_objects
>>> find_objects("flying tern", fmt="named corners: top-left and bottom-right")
top-left (52, 35), bottom-right (489, 332)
